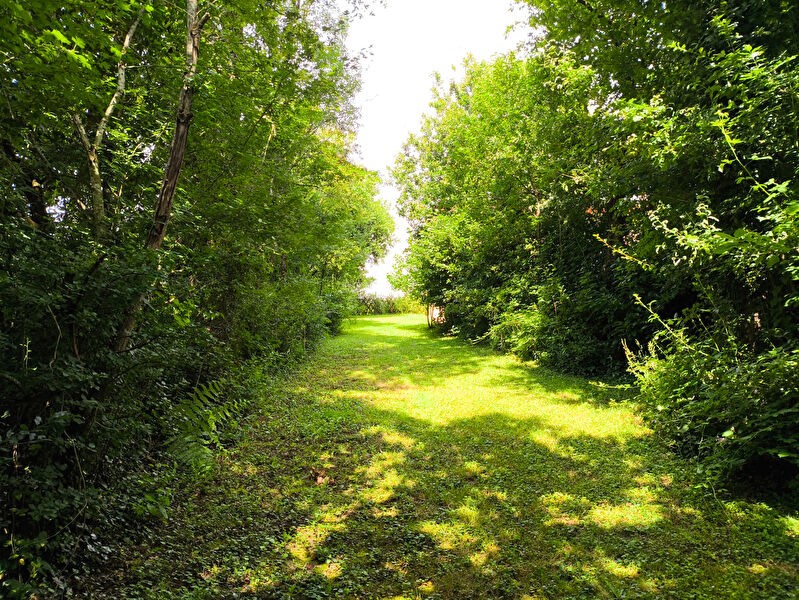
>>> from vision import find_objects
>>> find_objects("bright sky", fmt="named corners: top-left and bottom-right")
top-left (345, 0), bottom-right (528, 295)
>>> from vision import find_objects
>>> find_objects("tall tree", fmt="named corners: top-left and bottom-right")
top-left (396, 0), bottom-right (798, 479)
top-left (1, 1), bottom-right (391, 593)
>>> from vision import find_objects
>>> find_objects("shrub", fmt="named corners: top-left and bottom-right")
top-left (628, 325), bottom-right (799, 484)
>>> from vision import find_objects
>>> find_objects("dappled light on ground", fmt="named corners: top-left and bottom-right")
top-left (104, 314), bottom-right (798, 599)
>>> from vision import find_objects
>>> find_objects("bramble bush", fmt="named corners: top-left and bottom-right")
top-left (630, 330), bottom-right (799, 482)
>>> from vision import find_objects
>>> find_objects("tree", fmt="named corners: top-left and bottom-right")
top-left (395, 0), bottom-right (798, 479)
top-left (394, 51), bottom-right (648, 373)
top-left (1, 0), bottom-right (391, 594)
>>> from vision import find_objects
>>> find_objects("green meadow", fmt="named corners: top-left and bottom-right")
top-left (106, 314), bottom-right (798, 599)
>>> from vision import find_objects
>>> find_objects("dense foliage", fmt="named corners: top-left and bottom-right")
top-left (393, 0), bottom-right (797, 484)
top-left (0, 0), bottom-right (391, 595)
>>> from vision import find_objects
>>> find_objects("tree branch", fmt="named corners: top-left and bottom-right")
top-left (70, 8), bottom-right (145, 240)
top-left (94, 6), bottom-right (146, 149)
top-left (71, 113), bottom-right (92, 155)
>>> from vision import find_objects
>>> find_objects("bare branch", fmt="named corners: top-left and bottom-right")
top-left (46, 305), bottom-right (62, 367)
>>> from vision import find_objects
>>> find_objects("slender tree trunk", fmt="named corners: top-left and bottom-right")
top-left (115, 1), bottom-right (209, 350)
top-left (72, 111), bottom-right (109, 240)
top-left (146, 2), bottom-right (209, 250)
top-left (72, 7), bottom-right (144, 241)
top-left (72, 7), bottom-right (145, 240)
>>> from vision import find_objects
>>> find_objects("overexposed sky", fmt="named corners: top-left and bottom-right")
top-left (346, 0), bottom-right (528, 295)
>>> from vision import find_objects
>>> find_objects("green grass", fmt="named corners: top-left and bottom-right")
top-left (97, 314), bottom-right (798, 599)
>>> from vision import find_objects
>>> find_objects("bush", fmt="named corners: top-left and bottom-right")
top-left (0, 227), bottom-right (155, 594)
top-left (486, 277), bottom-right (644, 377)
top-left (0, 226), bottom-right (252, 596)
top-left (629, 325), bottom-right (799, 484)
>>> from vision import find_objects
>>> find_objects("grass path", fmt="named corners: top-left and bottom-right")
top-left (108, 314), bottom-right (797, 599)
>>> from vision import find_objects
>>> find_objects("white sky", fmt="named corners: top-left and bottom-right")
top-left (345, 0), bottom-right (528, 295)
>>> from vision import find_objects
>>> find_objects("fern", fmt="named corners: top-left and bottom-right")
top-left (167, 379), bottom-right (244, 475)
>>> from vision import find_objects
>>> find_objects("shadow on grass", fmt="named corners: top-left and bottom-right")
top-left (100, 315), bottom-right (799, 599)
top-left (266, 408), bottom-right (796, 598)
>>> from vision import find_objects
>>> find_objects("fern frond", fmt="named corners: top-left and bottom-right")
top-left (167, 379), bottom-right (244, 475)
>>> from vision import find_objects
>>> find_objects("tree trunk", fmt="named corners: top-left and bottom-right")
top-left (72, 7), bottom-right (144, 241)
top-left (146, 2), bottom-right (209, 251)
top-left (115, 1), bottom-right (209, 351)
top-left (72, 116), bottom-right (107, 239)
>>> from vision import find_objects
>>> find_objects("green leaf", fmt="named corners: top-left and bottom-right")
top-left (48, 29), bottom-right (70, 44)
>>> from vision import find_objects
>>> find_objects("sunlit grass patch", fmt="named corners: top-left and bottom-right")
top-left (469, 540), bottom-right (500, 568)
top-left (628, 484), bottom-right (659, 504)
top-left (362, 469), bottom-right (406, 503)
top-left (361, 450), bottom-right (406, 478)
top-left (314, 559), bottom-right (343, 579)
top-left (462, 460), bottom-right (486, 479)
top-left (287, 523), bottom-right (339, 564)
top-left (782, 515), bottom-right (799, 537)
top-left (541, 492), bottom-right (592, 526)
top-left (596, 552), bottom-right (641, 579)
top-left (418, 520), bottom-right (478, 552)
top-left (454, 504), bottom-right (482, 527)
top-left (372, 506), bottom-right (399, 518)
top-left (588, 501), bottom-right (664, 529)
top-left (417, 580), bottom-right (435, 594)
top-left (530, 431), bottom-right (591, 462)
top-left (362, 424), bottom-right (418, 449)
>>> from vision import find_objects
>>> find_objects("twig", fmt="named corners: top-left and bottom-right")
top-left (46, 305), bottom-right (62, 367)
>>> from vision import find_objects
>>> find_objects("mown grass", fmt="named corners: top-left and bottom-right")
top-left (94, 314), bottom-right (798, 599)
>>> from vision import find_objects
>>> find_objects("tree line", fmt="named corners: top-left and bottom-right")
top-left (393, 0), bottom-right (797, 487)
top-left (1, 0), bottom-right (391, 594)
